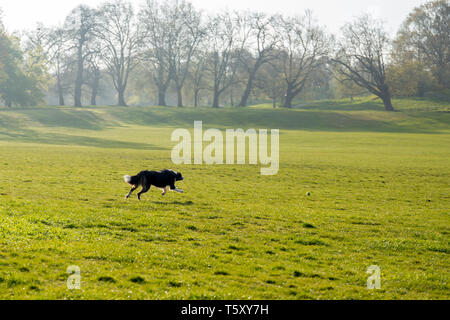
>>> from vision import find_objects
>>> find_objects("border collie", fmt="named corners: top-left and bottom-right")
top-left (124, 169), bottom-right (184, 200)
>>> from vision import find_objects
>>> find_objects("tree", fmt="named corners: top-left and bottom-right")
top-left (276, 12), bottom-right (332, 108)
top-left (44, 26), bottom-right (74, 106)
top-left (387, 60), bottom-right (435, 97)
top-left (126, 65), bottom-right (157, 105)
top-left (238, 12), bottom-right (278, 107)
top-left (205, 11), bottom-right (247, 108)
top-left (96, 0), bottom-right (140, 106)
top-left (332, 15), bottom-right (394, 111)
top-left (0, 31), bottom-right (46, 106)
top-left (394, 0), bottom-right (449, 88)
top-left (139, 0), bottom-right (204, 107)
top-left (0, 31), bottom-right (21, 106)
top-left (23, 24), bottom-right (53, 104)
top-left (0, 10), bottom-right (7, 84)
top-left (189, 48), bottom-right (208, 107)
top-left (139, 0), bottom-right (173, 106)
top-left (85, 51), bottom-right (102, 105)
top-left (22, 41), bottom-right (51, 105)
top-left (301, 61), bottom-right (334, 101)
top-left (64, 5), bottom-right (99, 107)
top-left (164, 0), bottom-right (204, 107)
top-left (255, 58), bottom-right (285, 108)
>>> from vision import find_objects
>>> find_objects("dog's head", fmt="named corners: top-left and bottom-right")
top-left (175, 171), bottom-right (184, 181)
top-left (124, 175), bottom-right (133, 184)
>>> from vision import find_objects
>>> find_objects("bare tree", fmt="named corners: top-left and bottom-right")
top-left (64, 5), bottom-right (99, 107)
top-left (24, 23), bottom-right (48, 52)
top-left (206, 11), bottom-right (248, 108)
top-left (85, 51), bottom-right (102, 106)
top-left (97, 0), bottom-right (140, 106)
top-left (163, 0), bottom-right (204, 107)
top-left (39, 26), bottom-right (72, 106)
top-left (276, 12), bottom-right (332, 108)
top-left (255, 53), bottom-right (287, 108)
top-left (189, 48), bottom-right (208, 107)
top-left (333, 15), bottom-right (394, 111)
top-left (238, 12), bottom-right (278, 107)
top-left (12, 1), bottom-right (425, 107)
top-left (139, 0), bottom-right (172, 106)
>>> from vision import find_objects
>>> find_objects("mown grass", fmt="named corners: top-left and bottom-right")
top-left (0, 97), bottom-right (448, 299)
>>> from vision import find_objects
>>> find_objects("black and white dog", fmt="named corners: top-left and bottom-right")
top-left (124, 169), bottom-right (184, 200)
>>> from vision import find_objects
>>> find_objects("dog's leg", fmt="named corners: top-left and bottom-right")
top-left (161, 186), bottom-right (167, 196)
top-left (125, 186), bottom-right (137, 199)
top-left (137, 185), bottom-right (150, 201)
top-left (136, 176), bottom-right (150, 201)
top-left (170, 185), bottom-right (184, 193)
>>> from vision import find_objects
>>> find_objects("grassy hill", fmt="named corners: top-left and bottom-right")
top-left (0, 97), bottom-right (449, 299)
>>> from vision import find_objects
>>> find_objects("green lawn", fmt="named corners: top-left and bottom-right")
top-left (0, 97), bottom-right (449, 299)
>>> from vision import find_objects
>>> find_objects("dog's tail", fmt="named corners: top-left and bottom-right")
top-left (123, 175), bottom-right (132, 184)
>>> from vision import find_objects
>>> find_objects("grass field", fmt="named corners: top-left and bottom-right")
top-left (0, 97), bottom-right (449, 299)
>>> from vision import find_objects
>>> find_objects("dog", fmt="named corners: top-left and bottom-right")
top-left (124, 169), bottom-right (184, 200)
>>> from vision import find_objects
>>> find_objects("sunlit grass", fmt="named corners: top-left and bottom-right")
top-left (0, 97), bottom-right (448, 299)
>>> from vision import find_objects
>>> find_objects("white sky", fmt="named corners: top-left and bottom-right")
top-left (1, 0), bottom-right (429, 35)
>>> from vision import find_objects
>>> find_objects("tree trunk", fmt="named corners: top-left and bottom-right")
top-left (230, 87), bottom-right (234, 107)
top-left (74, 46), bottom-right (83, 107)
top-left (118, 89), bottom-right (127, 106)
top-left (157, 85), bottom-right (167, 106)
top-left (283, 86), bottom-right (294, 108)
top-left (176, 86), bottom-right (183, 107)
top-left (380, 88), bottom-right (394, 111)
top-left (212, 89), bottom-right (220, 108)
top-left (57, 75), bottom-right (65, 106)
top-left (59, 92), bottom-right (65, 106)
top-left (194, 89), bottom-right (199, 107)
top-left (90, 70), bottom-right (100, 106)
top-left (283, 81), bottom-right (306, 108)
top-left (381, 95), bottom-right (394, 111)
top-left (90, 89), bottom-right (97, 106)
top-left (272, 97), bottom-right (276, 108)
top-left (117, 82), bottom-right (127, 106)
top-left (436, 60), bottom-right (446, 87)
top-left (239, 67), bottom-right (257, 107)
top-left (284, 97), bottom-right (293, 108)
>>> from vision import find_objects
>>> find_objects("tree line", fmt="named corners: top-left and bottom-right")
top-left (0, 0), bottom-right (448, 111)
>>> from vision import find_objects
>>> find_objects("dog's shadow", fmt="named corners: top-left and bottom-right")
top-left (152, 200), bottom-right (194, 206)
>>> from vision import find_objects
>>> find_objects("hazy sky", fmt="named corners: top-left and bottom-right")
top-left (1, 0), bottom-right (428, 35)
